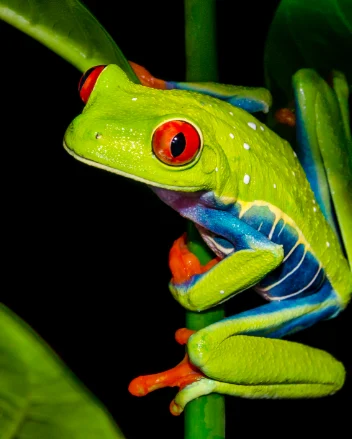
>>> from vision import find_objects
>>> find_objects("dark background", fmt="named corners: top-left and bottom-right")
top-left (1, 1), bottom-right (350, 438)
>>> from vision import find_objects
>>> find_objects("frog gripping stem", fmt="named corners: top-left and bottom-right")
top-left (128, 235), bottom-right (220, 416)
top-left (128, 328), bottom-right (206, 416)
top-left (169, 233), bottom-right (220, 285)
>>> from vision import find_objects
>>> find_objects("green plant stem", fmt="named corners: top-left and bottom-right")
top-left (184, 1), bottom-right (225, 438)
top-left (184, 0), bottom-right (218, 82)
top-left (185, 225), bottom-right (225, 439)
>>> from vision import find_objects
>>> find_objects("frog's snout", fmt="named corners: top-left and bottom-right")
top-left (63, 115), bottom-right (103, 156)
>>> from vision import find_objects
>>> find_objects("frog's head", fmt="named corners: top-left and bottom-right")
top-left (64, 64), bottom-right (237, 195)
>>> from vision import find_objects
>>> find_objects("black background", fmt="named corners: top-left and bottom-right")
top-left (0, 1), bottom-right (351, 438)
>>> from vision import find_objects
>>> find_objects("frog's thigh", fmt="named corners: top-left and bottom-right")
top-left (173, 333), bottom-right (345, 414)
top-left (197, 334), bottom-right (344, 394)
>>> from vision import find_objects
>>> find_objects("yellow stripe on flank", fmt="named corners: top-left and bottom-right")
top-left (237, 199), bottom-right (312, 253)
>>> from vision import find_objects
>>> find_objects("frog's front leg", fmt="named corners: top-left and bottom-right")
top-left (168, 205), bottom-right (284, 311)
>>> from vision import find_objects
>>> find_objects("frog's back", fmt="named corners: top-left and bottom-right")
top-left (213, 106), bottom-right (352, 307)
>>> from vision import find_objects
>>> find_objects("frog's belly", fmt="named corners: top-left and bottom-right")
top-left (237, 203), bottom-right (325, 301)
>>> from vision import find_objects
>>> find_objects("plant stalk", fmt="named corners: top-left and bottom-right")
top-left (184, 1), bottom-right (225, 438)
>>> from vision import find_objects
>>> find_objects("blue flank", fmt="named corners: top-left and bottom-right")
top-left (258, 245), bottom-right (325, 299)
top-left (166, 81), bottom-right (268, 113)
top-left (240, 205), bottom-right (276, 237)
top-left (228, 203), bottom-right (325, 299)
top-left (271, 220), bottom-right (299, 254)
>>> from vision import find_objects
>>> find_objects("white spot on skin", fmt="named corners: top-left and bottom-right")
top-left (95, 133), bottom-right (102, 139)
top-left (273, 183), bottom-right (277, 189)
top-left (260, 126), bottom-right (264, 131)
top-left (292, 171), bottom-right (296, 176)
top-left (248, 122), bottom-right (257, 130)
top-left (229, 111), bottom-right (233, 116)
top-left (312, 199), bottom-right (316, 204)
top-left (131, 97), bottom-right (137, 101)
top-left (243, 143), bottom-right (250, 150)
top-left (313, 207), bottom-right (317, 212)
top-left (293, 151), bottom-right (297, 157)
top-left (243, 174), bottom-right (250, 184)
top-left (220, 290), bottom-right (225, 294)
top-left (229, 133), bottom-right (234, 139)
top-left (326, 242), bottom-right (330, 247)
top-left (215, 167), bottom-right (218, 172)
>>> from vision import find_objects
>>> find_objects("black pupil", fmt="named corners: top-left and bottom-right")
top-left (171, 132), bottom-right (186, 157)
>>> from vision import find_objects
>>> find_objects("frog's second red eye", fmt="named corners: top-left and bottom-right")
top-left (78, 65), bottom-right (106, 104)
top-left (152, 120), bottom-right (202, 166)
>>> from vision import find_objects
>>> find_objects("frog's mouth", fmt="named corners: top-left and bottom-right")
top-left (63, 141), bottom-right (203, 192)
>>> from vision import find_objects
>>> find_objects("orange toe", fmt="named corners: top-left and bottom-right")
top-left (128, 353), bottom-right (204, 398)
top-left (169, 233), bottom-right (220, 284)
top-left (128, 61), bottom-right (167, 90)
top-left (175, 328), bottom-right (196, 345)
top-left (275, 108), bottom-right (296, 127)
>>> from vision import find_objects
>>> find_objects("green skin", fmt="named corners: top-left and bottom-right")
top-left (64, 65), bottom-right (351, 413)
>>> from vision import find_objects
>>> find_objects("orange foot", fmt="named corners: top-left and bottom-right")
top-left (128, 61), bottom-right (167, 90)
top-left (275, 107), bottom-right (296, 127)
top-left (169, 233), bottom-right (220, 285)
top-left (128, 328), bottom-right (204, 415)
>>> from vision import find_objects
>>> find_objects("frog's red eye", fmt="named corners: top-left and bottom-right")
top-left (78, 65), bottom-right (106, 104)
top-left (152, 120), bottom-right (201, 166)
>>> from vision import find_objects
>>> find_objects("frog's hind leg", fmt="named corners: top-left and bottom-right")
top-left (130, 285), bottom-right (345, 414)
top-left (128, 61), bottom-right (272, 114)
top-left (179, 284), bottom-right (346, 411)
top-left (172, 334), bottom-right (345, 415)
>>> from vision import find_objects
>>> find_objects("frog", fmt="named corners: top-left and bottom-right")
top-left (64, 63), bottom-right (352, 415)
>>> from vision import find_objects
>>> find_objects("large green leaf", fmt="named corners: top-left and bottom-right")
top-left (265, 0), bottom-right (352, 266)
top-left (0, 1), bottom-right (139, 437)
top-left (0, 0), bottom-right (138, 79)
top-left (265, 0), bottom-right (352, 105)
top-left (0, 304), bottom-right (125, 438)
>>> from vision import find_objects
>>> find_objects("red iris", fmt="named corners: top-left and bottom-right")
top-left (78, 65), bottom-right (106, 104)
top-left (152, 120), bottom-right (201, 166)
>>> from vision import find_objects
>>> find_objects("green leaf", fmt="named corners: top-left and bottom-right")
top-left (0, 304), bottom-right (125, 438)
top-left (293, 69), bottom-right (352, 265)
top-left (265, 0), bottom-right (352, 105)
top-left (0, 0), bottom-right (138, 79)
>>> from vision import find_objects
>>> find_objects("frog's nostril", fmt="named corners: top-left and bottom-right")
top-left (95, 132), bottom-right (102, 139)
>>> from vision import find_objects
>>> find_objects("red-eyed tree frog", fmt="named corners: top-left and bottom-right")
top-left (64, 63), bottom-right (352, 415)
